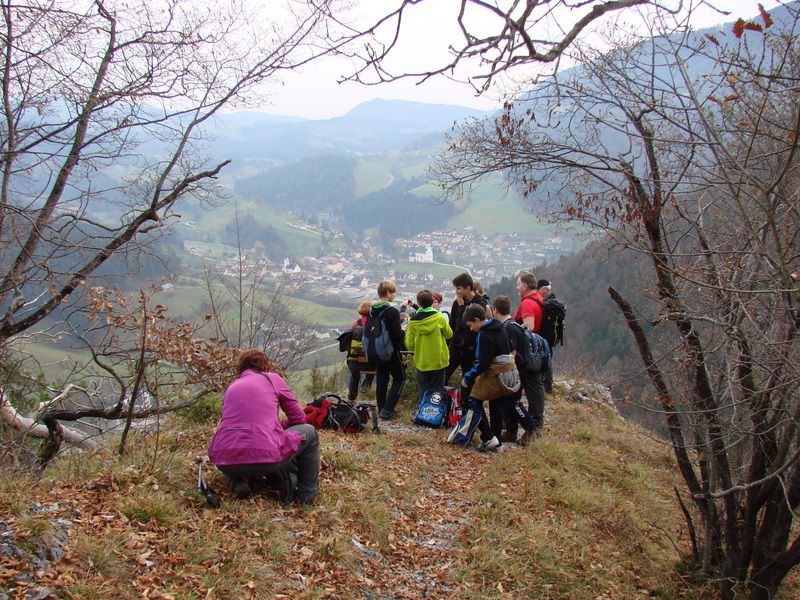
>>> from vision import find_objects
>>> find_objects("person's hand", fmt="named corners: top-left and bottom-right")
top-left (461, 378), bottom-right (468, 388)
top-left (455, 295), bottom-right (465, 306)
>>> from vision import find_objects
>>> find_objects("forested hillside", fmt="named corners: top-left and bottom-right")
top-left (487, 238), bottom-right (666, 429)
top-left (340, 177), bottom-right (457, 240)
top-left (234, 154), bottom-right (357, 214)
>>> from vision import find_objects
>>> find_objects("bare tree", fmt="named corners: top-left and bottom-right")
top-left (0, 0), bottom-right (340, 459)
top-left (201, 202), bottom-right (317, 371)
top-left (434, 4), bottom-right (800, 598)
top-left (334, 0), bottom-right (688, 93)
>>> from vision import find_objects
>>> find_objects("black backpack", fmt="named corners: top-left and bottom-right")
top-left (533, 295), bottom-right (566, 347)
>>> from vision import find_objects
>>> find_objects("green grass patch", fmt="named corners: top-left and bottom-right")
top-left (117, 491), bottom-right (179, 524)
top-left (354, 158), bottom-right (393, 196)
top-left (193, 199), bottom-right (323, 258)
top-left (447, 175), bottom-right (553, 235)
top-left (153, 282), bottom-right (354, 328)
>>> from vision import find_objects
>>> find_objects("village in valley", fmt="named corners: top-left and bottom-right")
top-left (181, 216), bottom-right (576, 306)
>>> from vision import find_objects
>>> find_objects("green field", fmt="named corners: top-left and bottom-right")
top-left (409, 182), bottom-right (442, 198)
top-left (447, 176), bottom-right (551, 235)
top-left (12, 342), bottom-right (98, 383)
top-left (392, 149), bottom-right (434, 179)
top-left (353, 159), bottom-right (392, 197)
top-left (353, 149), bottom-right (438, 197)
top-left (153, 283), bottom-right (353, 329)
top-left (389, 260), bottom-right (463, 280)
top-left (288, 297), bottom-right (355, 328)
top-left (193, 199), bottom-right (323, 258)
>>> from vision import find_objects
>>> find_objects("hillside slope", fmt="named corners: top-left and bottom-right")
top-left (2, 387), bottom-right (798, 599)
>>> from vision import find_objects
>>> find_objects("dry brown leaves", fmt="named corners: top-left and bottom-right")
top-left (0, 428), bottom-right (496, 599)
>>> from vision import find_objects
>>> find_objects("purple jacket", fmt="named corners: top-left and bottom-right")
top-left (208, 370), bottom-right (306, 466)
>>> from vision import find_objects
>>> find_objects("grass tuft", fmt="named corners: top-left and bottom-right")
top-left (117, 490), bottom-right (178, 524)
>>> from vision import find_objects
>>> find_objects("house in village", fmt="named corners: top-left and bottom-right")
top-left (409, 245), bottom-right (433, 264)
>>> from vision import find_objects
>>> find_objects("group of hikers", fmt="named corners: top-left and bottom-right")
top-left (206, 270), bottom-right (561, 502)
top-left (344, 271), bottom-right (558, 452)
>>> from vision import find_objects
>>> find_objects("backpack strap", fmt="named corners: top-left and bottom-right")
top-left (258, 371), bottom-right (278, 392)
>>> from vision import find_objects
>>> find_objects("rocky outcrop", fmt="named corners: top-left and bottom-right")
top-left (0, 502), bottom-right (79, 599)
top-left (555, 380), bottom-right (621, 417)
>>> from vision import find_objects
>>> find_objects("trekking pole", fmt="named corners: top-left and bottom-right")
top-left (196, 455), bottom-right (221, 508)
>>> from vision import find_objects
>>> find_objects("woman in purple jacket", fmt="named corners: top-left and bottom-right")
top-left (208, 349), bottom-right (319, 502)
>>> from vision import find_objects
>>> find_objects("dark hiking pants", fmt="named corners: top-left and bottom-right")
top-left (218, 423), bottom-right (320, 503)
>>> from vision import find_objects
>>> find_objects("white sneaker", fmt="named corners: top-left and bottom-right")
top-left (477, 436), bottom-right (500, 452)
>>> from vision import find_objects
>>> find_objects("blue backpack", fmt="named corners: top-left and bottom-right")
top-left (507, 320), bottom-right (550, 373)
top-left (447, 403), bottom-right (482, 447)
top-left (363, 307), bottom-right (394, 362)
top-left (413, 387), bottom-right (452, 428)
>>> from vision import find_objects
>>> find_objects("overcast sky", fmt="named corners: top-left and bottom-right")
top-left (259, 0), bottom-right (784, 120)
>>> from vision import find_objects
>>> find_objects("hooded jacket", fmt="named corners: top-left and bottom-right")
top-left (463, 318), bottom-right (512, 387)
top-left (404, 307), bottom-right (453, 372)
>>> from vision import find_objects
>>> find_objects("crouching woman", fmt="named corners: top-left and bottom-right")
top-left (208, 348), bottom-right (319, 503)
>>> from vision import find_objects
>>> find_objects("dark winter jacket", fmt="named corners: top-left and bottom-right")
top-left (369, 302), bottom-right (406, 357)
top-left (463, 318), bottom-right (512, 387)
top-left (449, 294), bottom-right (489, 350)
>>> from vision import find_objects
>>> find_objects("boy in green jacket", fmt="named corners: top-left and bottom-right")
top-left (405, 289), bottom-right (453, 397)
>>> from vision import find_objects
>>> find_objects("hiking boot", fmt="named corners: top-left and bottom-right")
top-left (519, 427), bottom-right (542, 447)
top-left (500, 431), bottom-right (518, 444)
top-left (477, 436), bottom-right (500, 453)
top-left (379, 410), bottom-right (397, 420)
top-left (232, 481), bottom-right (251, 499)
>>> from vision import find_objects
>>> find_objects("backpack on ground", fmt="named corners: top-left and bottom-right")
top-left (413, 387), bottom-right (451, 428)
top-left (507, 320), bottom-right (551, 374)
top-left (363, 307), bottom-right (394, 362)
top-left (445, 386), bottom-right (463, 427)
top-left (533, 295), bottom-right (566, 347)
top-left (305, 393), bottom-right (379, 433)
top-left (447, 402), bottom-right (482, 447)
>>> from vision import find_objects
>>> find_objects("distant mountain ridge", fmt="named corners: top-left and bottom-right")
top-left (203, 98), bottom-right (491, 166)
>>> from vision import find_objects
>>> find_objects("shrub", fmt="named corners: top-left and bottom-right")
top-left (177, 394), bottom-right (222, 424)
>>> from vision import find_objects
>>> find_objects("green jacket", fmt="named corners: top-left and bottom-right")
top-left (405, 308), bottom-right (453, 372)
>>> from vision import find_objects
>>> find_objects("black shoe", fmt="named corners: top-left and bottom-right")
top-left (232, 481), bottom-right (251, 499)
top-left (519, 427), bottom-right (542, 447)
top-left (379, 410), bottom-right (397, 420)
top-left (500, 431), bottom-right (518, 444)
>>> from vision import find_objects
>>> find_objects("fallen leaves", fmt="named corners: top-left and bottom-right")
top-left (2, 394), bottom-right (759, 599)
